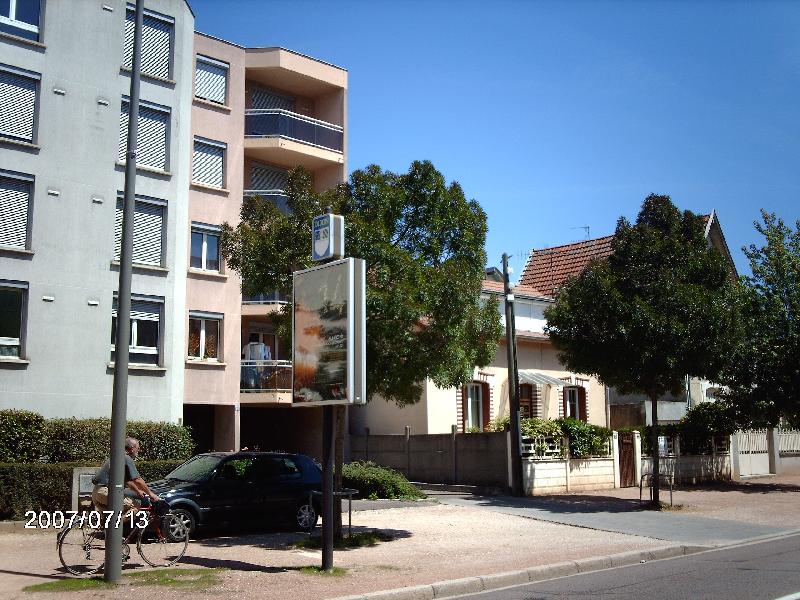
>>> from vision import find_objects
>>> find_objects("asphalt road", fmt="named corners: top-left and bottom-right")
top-left (455, 534), bottom-right (800, 600)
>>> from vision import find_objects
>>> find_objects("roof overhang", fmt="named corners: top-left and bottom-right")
top-left (518, 370), bottom-right (567, 387)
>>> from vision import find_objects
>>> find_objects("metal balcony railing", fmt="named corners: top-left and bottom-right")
top-left (242, 289), bottom-right (289, 304)
top-left (240, 360), bottom-right (292, 392)
top-left (245, 109), bottom-right (344, 152)
top-left (243, 190), bottom-right (290, 214)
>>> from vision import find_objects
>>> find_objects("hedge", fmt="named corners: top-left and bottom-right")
top-left (0, 460), bottom-right (183, 520)
top-left (342, 461), bottom-right (425, 500)
top-left (0, 411), bottom-right (195, 463)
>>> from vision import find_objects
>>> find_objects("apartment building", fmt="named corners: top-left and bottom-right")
top-left (0, 0), bottom-right (348, 456)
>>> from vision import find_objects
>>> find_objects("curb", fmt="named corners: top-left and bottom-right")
top-left (330, 545), bottom-right (707, 600)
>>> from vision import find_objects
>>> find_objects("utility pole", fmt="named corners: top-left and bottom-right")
top-left (105, 0), bottom-right (143, 583)
top-left (503, 253), bottom-right (523, 496)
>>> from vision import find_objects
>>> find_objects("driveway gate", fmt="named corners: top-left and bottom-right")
top-left (618, 432), bottom-right (636, 487)
top-left (735, 430), bottom-right (770, 477)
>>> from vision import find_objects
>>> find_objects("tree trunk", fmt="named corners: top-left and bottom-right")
top-left (334, 405), bottom-right (345, 540)
top-left (650, 393), bottom-right (660, 507)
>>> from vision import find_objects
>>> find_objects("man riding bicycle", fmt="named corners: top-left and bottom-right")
top-left (91, 437), bottom-right (160, 514)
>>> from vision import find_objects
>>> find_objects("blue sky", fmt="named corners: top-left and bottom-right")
top-left (192, 0), bottom-right (800, 277)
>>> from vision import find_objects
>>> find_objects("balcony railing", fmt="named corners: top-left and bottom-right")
top-left (242, 289), bottom-right (289, 304)
top-left (241, 360), bottom-right (292, 393)
top-left (243, 190), bottom-right (290, 214)
top-left (245, 109), bottom-right (344, 152)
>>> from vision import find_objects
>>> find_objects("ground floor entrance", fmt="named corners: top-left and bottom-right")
top-left (183, 403), bottom-right (239, 453)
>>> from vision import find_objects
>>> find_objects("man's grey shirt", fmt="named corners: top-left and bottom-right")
top-left (92, 455), bottom-right (140, 485)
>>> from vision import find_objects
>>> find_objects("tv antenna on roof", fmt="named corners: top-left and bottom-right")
top-left (571, 226), bottom-right (590, 240)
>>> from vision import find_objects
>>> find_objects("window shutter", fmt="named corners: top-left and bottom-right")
top-left (119, 101), bottom-right (169, 170)
top-left (561, 388), bottom-right (567, 418)
top-left (192, 140), bottom-right (224, 187)
top-left (251, 88), bottom-right (294, 111)
top-left (481, 383), bottom-right (491, 430)
top-left (460, 387), bottom-right (467, 433)
top-left (195, 58), bottom-right (227, 104)
top-left (115, 199), bottom-right (164, 265)
top-left (124, 9), bottom-right (172, 80)
top-left (113, 299), bottom-right (160, 322)
top-left (0, 176), bottom-right (30, 249)
top-left (578, 387), bottom-right (588, 423)
top-left (250, 163), bottom-right (288, 191)
top-left (0, 70), bottom-right (36, 141)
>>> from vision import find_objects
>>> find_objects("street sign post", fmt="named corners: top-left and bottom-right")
top-left (312, 213), bottom-right (344, 262)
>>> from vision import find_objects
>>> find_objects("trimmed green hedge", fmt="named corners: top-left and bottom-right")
top-left (342, 461), bottom-right (425, 500)
top-left (0, 410), bottom-right (45, 463)
top-left (556, 417), bottom-right (613, 458)
top-left (0, 460), bottom-right (183, 520)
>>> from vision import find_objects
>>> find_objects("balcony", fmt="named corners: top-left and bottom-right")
top-left (242, 288), bottom-right (289, 316)
top-left (243, 190), bottom-right (290, 214)
top-left (240, 359), bottom-right (293, 404)
top-left (244, 109), bottom-right (344, 169)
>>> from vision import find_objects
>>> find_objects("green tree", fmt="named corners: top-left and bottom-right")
top-left (722, 211), bottom-right (800, 426)
top-left (543, 194), bottom-right (739, 504)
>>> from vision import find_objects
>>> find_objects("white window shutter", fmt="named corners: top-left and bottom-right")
top-left (195, 59), bottom-right (227, 104)
top-left (0, 177), bottom-right (30, 249)
top-left (251, 88), bottom-right (294, 111)
top-left (250, 163), bottom-right (288, 191)
top-left (119, 101), bottom-right (168, 170)
top-left (114, 299), bottom-right (160, 322)
top-left (193, 141), bottom-right (224, 187)
top-left (115, 199), bottom-right (164, 265)
top-left (124, 9), bottom-right (172, 80)
top-left (0, 70), bottom-right (37, 141)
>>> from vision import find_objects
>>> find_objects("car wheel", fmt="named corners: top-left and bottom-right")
top-left (170, 507), bottom-right (197, 537)
top-left (295, 501), bottom-right (318, 531)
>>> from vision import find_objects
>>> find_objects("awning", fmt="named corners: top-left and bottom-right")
top-left (518, 370), bottom-right (568, 387)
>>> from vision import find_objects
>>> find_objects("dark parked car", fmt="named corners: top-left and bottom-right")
top-left (149, 452), bottom-right (322, 535)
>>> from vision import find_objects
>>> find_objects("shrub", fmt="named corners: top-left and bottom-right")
top-left (0, 460), bottom-right (183, 520)
top-left (0, 410), bottom-right (46, 463)
top-left (520, 417), bottom-right (563, 439)
top-left (341, 461), bottom-right (425, 500)
top-left (555, 417), bottom-right (613, 458)
top-left (486, 415), bottom-right (510, 432)
top-left (44, 418), bottom-right (194, 463)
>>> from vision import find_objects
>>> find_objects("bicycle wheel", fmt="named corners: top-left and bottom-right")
top-left (58, 525), bottom-right (105, 576)
top-left (136, 513), bottom-right (188, 567)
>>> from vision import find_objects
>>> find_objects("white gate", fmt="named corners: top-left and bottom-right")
top-left (735, 429), bottom-right (770, 476)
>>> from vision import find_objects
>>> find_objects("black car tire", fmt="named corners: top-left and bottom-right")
top-left (169, 507), bottom-right (197, 536)
top-left (294, 501), bottom-right (318, 531)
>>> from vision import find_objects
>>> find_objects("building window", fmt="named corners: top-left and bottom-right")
top-left (0, 281), bottom-right (27, 358)
top-left (118, 98), bottom-right (170, 171)
top-left (0, 171), bottom-right (32, 250)
top-left (520, 384), bottom-right (533, 419)
top-left (114, 194), bottom-right (166, 267)
top-left (188, 312), bottom-right (221, 361)
top-left (563, 385), bottom-right (587, 422)
top-left (0, 65), bottom-right (39, 143)
top-left (192, 138), bottom-right (225, 188)
top-left (0, 0), bottom-right (41, 41)
top-left (111, 297), bottom-right (162, 365)
top-left (251, 87), bottom-right (295, 111)
top-left (190, 223), bottom-right (220, 272)
top-left (465, 383), bottom-right (483, 431)
top-left (195, 55), bottom-right (228, 105)
top-left (123, 5), bottom-right (173, 80)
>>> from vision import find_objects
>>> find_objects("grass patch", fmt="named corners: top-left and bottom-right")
top-left (23, 578), bottom-right (114, 593)
top-left (297, 566), bottom-right (347, 577)
top-left (24, 569), bottom-right (224, 594)
top-left (293, 530), bottom-right (395, 549)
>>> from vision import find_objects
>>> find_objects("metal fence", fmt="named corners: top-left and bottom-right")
top-left (779, 429), bottom-right (800, 456)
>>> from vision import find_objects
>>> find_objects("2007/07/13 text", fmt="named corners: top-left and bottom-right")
top-left (24, 510), bottom-right (149, 529)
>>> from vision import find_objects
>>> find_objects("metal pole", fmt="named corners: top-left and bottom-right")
top-left (503, 254), bottom-right (523, 496)
top-left (321, 405), bottom-right (335, 571)
top-left (650, 396), bottom-right (660, 506)
top-left (105, 0), bottom-right (143, 583)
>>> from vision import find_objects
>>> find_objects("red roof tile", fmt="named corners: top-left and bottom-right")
top-left (519, 235), bottom-right (614, 298)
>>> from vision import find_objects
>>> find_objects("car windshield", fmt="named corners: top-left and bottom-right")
top-left (165, 455), bottom-right (223, 482)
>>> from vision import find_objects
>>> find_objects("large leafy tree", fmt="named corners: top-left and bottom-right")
top-left (543, 194), bottom-right (740, 504)
top-left (221, 160), bottom-right (501, 404)
top-left (723, 212), bottom-right (800, 426)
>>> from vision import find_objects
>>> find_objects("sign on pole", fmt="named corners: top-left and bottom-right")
top-left (292, 257), bottom-right (366, 406)
top-left (312, 213), bottom-right (345, 262)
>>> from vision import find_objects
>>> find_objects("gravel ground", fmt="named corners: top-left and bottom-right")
top-left (1, 503), bottom-right (666, 600)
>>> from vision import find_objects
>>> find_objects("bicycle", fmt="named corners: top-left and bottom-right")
top-left (57, 501), bottom-right (189, 576)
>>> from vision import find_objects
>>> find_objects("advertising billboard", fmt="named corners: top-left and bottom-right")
top-left (292, 257), bottom-right (366, 406)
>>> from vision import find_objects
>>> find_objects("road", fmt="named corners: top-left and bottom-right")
top-left (455, 533), bottom-right (800, 600)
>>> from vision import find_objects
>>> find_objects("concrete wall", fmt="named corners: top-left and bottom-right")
top-left (523, 458), bottom-right (617, 495)
top-left (780, 456), bottom-right (800, 475)
top-left (641, 455), bottom-right (731, 484)
top-left (0, 0), bottom-right (193, 424)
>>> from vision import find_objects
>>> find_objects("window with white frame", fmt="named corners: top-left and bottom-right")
top-left (195, 55), bottom-right (228, 105)
top-left (114, 194), bottom-right (166, 266)
top-left (0, 281), bottom-right (27, 358)
top-left (190, 223), bottom-right (220, 272)
top-left (0, 171), bottom-right (33, 250)
top-left (123, 5), bottom-right (173, 80)
top-left (465, 383), bottom-right (483, 431)
top-left (0, 0), bottom-right (41, 41)
top-left (0, 65), bottom-right (39, 143)
top-left (192, 138), bottom-right (225, 188)
top-left (118, 98), bottom-right (170, 171)
top-left (188, 311), bottom-right (221, 361)
top-left (565, 387), bottom-right (580, 419)
top-left (111, 297), bottom-right (162, 365)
